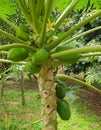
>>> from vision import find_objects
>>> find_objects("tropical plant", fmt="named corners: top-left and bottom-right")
top-left (0, 0), bottom-right (101, 129)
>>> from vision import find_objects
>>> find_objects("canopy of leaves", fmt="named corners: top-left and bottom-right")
top-left (0, 0), bottom-right (16, 18)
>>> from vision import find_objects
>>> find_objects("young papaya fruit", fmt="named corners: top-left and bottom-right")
top-left (57, 99), bottom-right (71, 120)
top-left (16, 29), bottom-right (29, 41)
top-left (25, 61), bottom-right (41, 74)
top-left (55, 45), bottom-right (81, 63)
top-left (7, 48), bottom-right (29, 61)
top-left (18, 24), bottom-right (29, 33)
top-left (56, 80), bottom-right (66, 99)
top-left (32, 49), bottom-right (49, 65)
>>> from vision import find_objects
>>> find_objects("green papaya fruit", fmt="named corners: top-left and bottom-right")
top-left (16, 29), bottom-right (29, 41)
top-left (18, 24), bottom-right (29, 33)
top-left (56, 80), bottom-right (66, 99)
top-left (7, 48), bottom-right (29, 61)
top-left (32, 49), bottom-right (49, 65)
top-left (55, 45), bottom-right (81, 63)
top-left (25, 61), bottom-right (41, 74)
top-left (57, 99), bottom-right (71, 120)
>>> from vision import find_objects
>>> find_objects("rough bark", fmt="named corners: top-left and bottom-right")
top-left (38, 66), bottom-right (57, 130)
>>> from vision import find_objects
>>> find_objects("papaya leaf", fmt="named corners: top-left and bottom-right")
top-left (55, 0), bottom-right (101, 12)
top-left (74, 0), bottom-right (88, 11)
top-left (0, 0), bottom-right (16, 18)
top-left (54, 0), bottom-right (71, 11)
top-left (90, 0), bottom-right (101, 9)
top-left (74, 0), bottom-right (101, 11)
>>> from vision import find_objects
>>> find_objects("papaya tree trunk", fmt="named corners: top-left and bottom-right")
top-left (38, 66), bottom-right (57, 130)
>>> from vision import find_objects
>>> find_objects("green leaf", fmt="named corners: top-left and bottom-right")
top-left (54, 0), bottom-right (71, 11)
top-left (0, 0), bottom-right (16, 18)
top-left (74, 0), bottom-right (88, 11)
top-left (90, 0), bottom-right (101, 9)
top-left (55, 0), bottom-right (101, 12)
top-left (75, 0), bottom-right (101, 11)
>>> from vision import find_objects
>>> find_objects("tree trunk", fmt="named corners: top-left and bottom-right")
top-left (0, 75), bottom-right (4, 97)
top-left (38, 66), bottom-right (57, 130)
top-left (20, 72), bottom-right (25, 105)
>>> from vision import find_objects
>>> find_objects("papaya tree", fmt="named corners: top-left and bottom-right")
top-left (0, 0), bottom-right (101, 129)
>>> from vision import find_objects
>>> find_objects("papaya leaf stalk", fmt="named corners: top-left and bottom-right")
top-left (54, 0), bottom-right (80, 29)
top-left (38, 0), bottom-right (54, 47)
top-left (0, 51), bottom-right (8, 55)
top-left (0, 59), bottom-right (26, 65)
top-left (36, 0), bottom-right (44, 18)
top-left (51, 45), bottom-right (101, 59)
top-left (0, 43), bottom-right (36, 52)
top-left (28, 0), bottom-right (38, 32)
top-left (46, 10), bottom-right (101, 51)
top-left (81, 52), bottom-right (101, 58)
top-left (60, 26), bottom-right (101, 45)
top-left (55, 74), bottom-right (101, 95)
top-left (0, 29), bottom-right (26, 43)
top-left (16, 0), bottom-right (32, 24)
top-left (46, 0), bottom-right (80, 43)
top-left (0, 16), bottom-right (18, 31)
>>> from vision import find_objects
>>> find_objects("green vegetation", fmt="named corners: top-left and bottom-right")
top-left (58, 97), bottom-right (101, 130)
top-left (0, 0), bottom-right (101, 129)
top-left (57, 99), bottom-right (71, 120)
top-left (16, 29), bottom-right (29, 41)
top-left (7, 48), bottom-right (29, 61)
top-left (55, 45), bottom-right (81, 63)
top-left (0, 88), bottom-right (41, 130)
top-left (56, 80), bottom-right (66, 99)
top-left (0, 86), bottom-right (100, 130)
top-left (25, 61), bottom-right (41, 74)
top-left (18, 24), bottom-right (29, 33)
top-left (32, 49), bottom-right (49, 65)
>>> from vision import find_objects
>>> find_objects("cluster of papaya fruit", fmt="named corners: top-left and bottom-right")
top-left (55, 45), bottom-right (81, 64)
top-left (7, 24), bottom-right (30, 62)
top-left (25, 48), bottom-right (49, 74)
top-left (7, 47), bottom-right (29, 62)
top-left (7, 46), bottom-right (49, 74)
top-left (7, 23), bottom-right (49, 73)
top-left (56, 80), bottom-right (71, 120)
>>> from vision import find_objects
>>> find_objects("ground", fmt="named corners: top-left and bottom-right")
top-left (0, 79), bottom-right (101, 130)
top-left (78, 89), bottom-right (101, 116)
